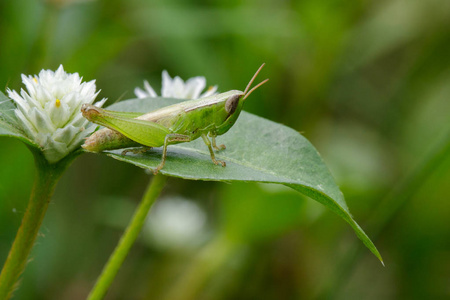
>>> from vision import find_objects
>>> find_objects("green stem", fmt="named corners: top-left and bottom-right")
top-left (0, 150), bottom-right (73, 299)
top-left (87, 174), bottom-right (168, 300)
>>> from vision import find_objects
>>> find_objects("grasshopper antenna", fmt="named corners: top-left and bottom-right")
top-left (4, 77), bottom-right (11, 91)
top-left (244, 63), bottom-right (265, 95)
top-left (109, 90), bottom-right (128, 105)
top-left (243, 78), bottom-right (269, 100)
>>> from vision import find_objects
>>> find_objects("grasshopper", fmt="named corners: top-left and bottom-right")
top-left (81, 64), bottom-right (268, 174)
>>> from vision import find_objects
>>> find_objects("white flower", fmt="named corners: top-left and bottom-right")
top-left (7, 65), bottom-right (106, 163)
top-left (143, 197), bottom-right (207, 250)
top-left (134, 70), bottom-right (218, 99)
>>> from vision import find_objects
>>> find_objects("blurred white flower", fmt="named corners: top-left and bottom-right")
top-left (7, 65), bottom-right (106, 163)
top-left (144, 197), bottom-right (207, 250)
top-left (134, 70), bottom-right (218, 99)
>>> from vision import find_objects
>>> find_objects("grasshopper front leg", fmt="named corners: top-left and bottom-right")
top-left (202, 134), bottom-right (226, 167)
top-left (154, 133), bottom-right (191, 174)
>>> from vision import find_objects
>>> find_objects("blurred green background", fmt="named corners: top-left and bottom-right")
top-left (1, 0), bottom-right (450, 299)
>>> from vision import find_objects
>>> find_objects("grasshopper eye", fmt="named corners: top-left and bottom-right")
top-left (225, 94), bottom-right (240, 115)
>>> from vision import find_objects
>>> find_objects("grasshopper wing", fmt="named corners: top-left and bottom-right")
top-left (86, 107), bottom-right (170, 147)
top-left (106, 111), bottom-right (144, 119)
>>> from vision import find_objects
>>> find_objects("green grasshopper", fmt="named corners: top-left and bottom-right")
top-left (81, 64), bottom-right (268, 174)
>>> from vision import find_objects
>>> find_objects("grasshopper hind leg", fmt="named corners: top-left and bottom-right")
top-left (121, 146), bottom-right (152, 156)
top-left (202, 134), bottom-right (226, 167)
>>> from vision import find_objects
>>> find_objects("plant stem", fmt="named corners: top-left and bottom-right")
top-left (88, 174), bottom-right (168, 300)
top-left (0, 150), bottom-right (73, 299)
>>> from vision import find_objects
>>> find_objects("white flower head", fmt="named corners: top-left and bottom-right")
top-left (7, 65), bottom-right (106, 163)
top-left (144, 197), bottom-right (207, 250)
top-left (134, 70), bottom-right (218, 99)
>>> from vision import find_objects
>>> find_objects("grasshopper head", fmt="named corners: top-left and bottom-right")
top-left (81, 103), bottom-right (103, 122)
top-left (224, 92), bottom-right (244, 116)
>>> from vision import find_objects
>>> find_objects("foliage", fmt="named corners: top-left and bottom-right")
top-left (0, 0), bottom-right (449, 299)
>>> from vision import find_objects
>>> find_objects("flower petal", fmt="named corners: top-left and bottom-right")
top-left (39, 134), bottom-right (69, 163)
top-left (143, 80), bottom-right (157, 97)
top-left (21, 75), bottom-right (38, 98)
top-left (52, 125), bottom-right (79, 144)
top-left (134, 80), bottom-right (157, 99)
top-left (15, 109), bottom-right (38, 138)
top-left (8, 89), bottom-right (30, 113)
top-left (134, 87), bottom-right (148, 99)
top-left (161, 70), bottom-right (173, 97)
top-left (184, 76), bottom-right (206, 99)
top-left (172, 76), bottom-right (186, 98)
top-left (46, 98), bottom-right (70, 128)
top-left (200, 85), bottom-right (218, 98)
top-left (29, 107), bottom-right (55, 133)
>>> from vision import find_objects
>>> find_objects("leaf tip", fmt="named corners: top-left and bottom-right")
top-left (370, 244), bottom-right (384, 266)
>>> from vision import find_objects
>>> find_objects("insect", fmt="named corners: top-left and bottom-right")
top-left (81, 64), bottom-right (268, 174)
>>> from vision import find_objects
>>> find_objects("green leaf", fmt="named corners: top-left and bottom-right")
top-left (0, 91), bottom-right (36, 147)
top-left (97, 97), bottom-right (383, 263)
